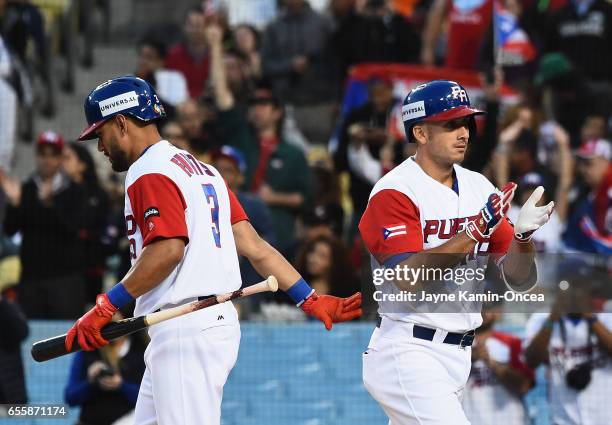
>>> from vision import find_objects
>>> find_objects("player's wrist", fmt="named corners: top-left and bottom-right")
top-left (465, 213), bottom-right (488, 244)
top-left (287, 278), bottom-right (315, 307)
top-left (106, 282), bottom-right (134, 310)
top-left (513, 231), bottom-right (534, 243)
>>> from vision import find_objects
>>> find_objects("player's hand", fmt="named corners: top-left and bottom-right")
top-left (513, 186), bottom-right (554, 242)
top-left (65, 294), bottom-right (118, 351)
top-left (466, 182), bottom-right (516, 243)
top-left (301, 292), bottom-right (362, 331)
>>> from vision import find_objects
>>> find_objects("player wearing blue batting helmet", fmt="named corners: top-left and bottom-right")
top-left (78, 75), bottom-right (166, 141)
top-left (402, 80), bottom-right (484, 143)
top-left (79, 76), bottom-right (166, 172)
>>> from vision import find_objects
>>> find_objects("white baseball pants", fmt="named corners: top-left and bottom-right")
top-left (134, 301), bottom-right (240, 425)
top-left (363, 319), bottom-right (472, 425)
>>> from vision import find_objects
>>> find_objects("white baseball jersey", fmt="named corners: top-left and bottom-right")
top-left (463, 332), bottom-right (532, 425)
top-left (525, 313), bottom-right (612, 425)
top-left (359, 157), bottom-right (514, 332)
top-left (124, 140), bottom-right (247, 316)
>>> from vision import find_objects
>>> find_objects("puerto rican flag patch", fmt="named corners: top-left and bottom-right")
top-left (382, 224), bottom-right (407, 240)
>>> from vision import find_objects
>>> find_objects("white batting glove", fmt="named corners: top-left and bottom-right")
top-left (513, 186), bottom-right (554, 242)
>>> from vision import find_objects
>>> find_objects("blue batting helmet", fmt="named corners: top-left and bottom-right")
top-left (401, 80), bottom-right (484, 142)
top-left (78, 76), bottom-right (166, 141)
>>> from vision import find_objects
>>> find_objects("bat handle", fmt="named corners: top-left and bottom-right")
top-left (240, 276), bottom-right (278, 297)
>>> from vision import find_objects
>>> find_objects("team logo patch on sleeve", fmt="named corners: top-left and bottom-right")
top-left (382, 224), bottom-right (407, 240)
top-left (144, 207), bottom-right (160, 221)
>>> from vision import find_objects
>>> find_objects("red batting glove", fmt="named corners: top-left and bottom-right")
top-left (466, 182), bottom-right (516, 244)
top-left (301, 292), bottom-right (362, 331)
top-left (65, 294), bottom-right (118, 351)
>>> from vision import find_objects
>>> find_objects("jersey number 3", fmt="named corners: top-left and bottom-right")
top-left (202, 184), bottom-right (221, 248)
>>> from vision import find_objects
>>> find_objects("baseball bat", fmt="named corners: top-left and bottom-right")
top-left (31, 276), bottom-right (278, 362)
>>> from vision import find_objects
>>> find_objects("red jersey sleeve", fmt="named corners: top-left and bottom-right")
top-left (358, 189), bottom-right (422, 265)
top-left (228, 188), bottom-right (249, 224)
top-left (127, 173), bottom-right (189, 247)
top-left (489, 217), bottom-right (513, 254)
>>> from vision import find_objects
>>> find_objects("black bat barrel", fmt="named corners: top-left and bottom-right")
top-left (31, 316), bottom-right (147, 362)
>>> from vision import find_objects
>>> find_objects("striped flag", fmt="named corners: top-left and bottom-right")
top-left (383, 225), bottom-right (407, 240)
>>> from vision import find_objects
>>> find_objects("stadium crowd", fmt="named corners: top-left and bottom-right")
top-left (0, 0), bottom-right (611, 424)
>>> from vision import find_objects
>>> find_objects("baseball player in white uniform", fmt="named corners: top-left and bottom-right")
top-left (358, 80), bottom-right (554, 424)
top-left (64, 76), bottom-right (362, 425)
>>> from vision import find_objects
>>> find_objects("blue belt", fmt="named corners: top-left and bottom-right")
top-left (376, 317), bottom-right (475, 348)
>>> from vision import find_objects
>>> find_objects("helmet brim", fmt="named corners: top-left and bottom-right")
top-left (78, 119), bottom-right (109, 141)
top-left (423, 106), bottom-right (485, 122)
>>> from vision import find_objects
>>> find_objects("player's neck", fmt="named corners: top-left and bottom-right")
top-left (128, 129), bottom-right (163, 165)
top-left (414, 153), bottom-right (454, 188)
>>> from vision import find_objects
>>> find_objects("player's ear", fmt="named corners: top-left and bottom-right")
top-left (412, 125), bottom-right (427, 145)
top-left (115, 114), bottom-right (129, 136)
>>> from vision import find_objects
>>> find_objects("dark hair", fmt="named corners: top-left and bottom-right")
top-left (512, 129), bottom-right (538, 158)
top-left (138, 36), bottom-right (167, 60)
top-left (67, 142), bottom-right (100, 189)
top-left (295, 235), bottom-right (357, 298)
top-left (184, 5), bottom-right (205, 21)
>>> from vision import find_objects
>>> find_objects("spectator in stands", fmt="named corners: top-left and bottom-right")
top-left (212, 145), bottom-right (275, 285)
top-left (334, 77), bottom-right (401, 237)
top-left (563, 139), bottom-right (612, 254)
top-left (295, 234), bottom-right (359, 298)
top-left (302, 204), bottom-right (341, 242)
top-left (211, 22), bottom-right (313, 255)
top-left (0, 290), bottom-right (28, 405)
top-left (580, 113), bottom-right (608, 145)
top-left (207, 23), bottom-right (309, 152)
top-left (216, 48), bottom-right (256, 108)
top-left (176, 99), bottom-right (218, 162)
top-left (333, 0), bottom-right (420, 80)
top-left (135, 37), bottom-right (188, 119)
top-left (524, 264), bottom-right (612, 425)
top-left (261, 0), bottom-right (336, 144)
top-left (534, 53), bottom-right (604, 143)
top-left (493, 105), bottom-right (559, 193)
top-left (65, 311), bottom-right (147, 425)
top-left (165, 6), bottom-right (210, 98)
top-left (543, 0), bottom-right (612, 85)
top-left (421, 0), bottom-right (493, 69)
top-left (0, 34), bottom-right (16, 174)
top-left (1, 0), bottom-right (54, 117)
top-left (309, 165), bottom-right (345, 237)
top-left (330, 0), bottom-right (362, 81)
top-left (1, 131), bottom-right (86, 319)
top-left (161, 120), bottom-right (190, 151)
top-left (421, 0), bottom-right (492, 69)
top-left (463, 303), bottom-right (533, 425)
top-left (232, 24), bottom-right (262, 83)
top-left (62, 142), bottom-right (112, 302)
